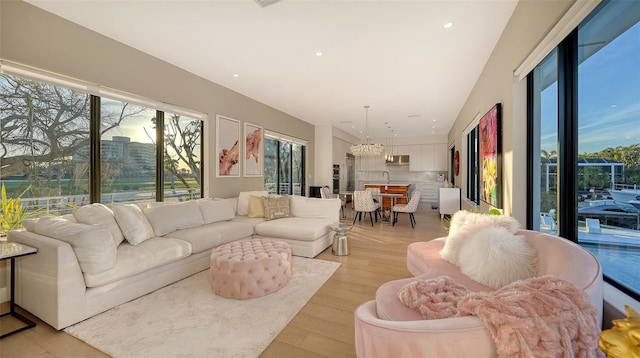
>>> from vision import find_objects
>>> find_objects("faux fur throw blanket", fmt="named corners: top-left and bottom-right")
top-left (398, 275), bottom-right (603, 358)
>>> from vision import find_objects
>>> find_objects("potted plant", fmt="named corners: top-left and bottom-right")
top-left (0, 184), bottom-right (39, 237)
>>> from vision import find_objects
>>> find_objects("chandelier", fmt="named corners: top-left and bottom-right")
top-left (350, 105), bottom-right (384, 157)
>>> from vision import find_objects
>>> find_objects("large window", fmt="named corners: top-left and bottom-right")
top-left (529, 0), bottom-right (640, 297)
top-left (0, 70), bottom-right (203, 217)
top-left (531, 49), bottom-right (559, 234)
top-left (264, 133), bottom-right (305, 196)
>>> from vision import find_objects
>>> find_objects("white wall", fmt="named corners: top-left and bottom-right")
top-left (314, 124), bottom-right (333, 188)
top-left (447, 0), bottom-right (573, 221)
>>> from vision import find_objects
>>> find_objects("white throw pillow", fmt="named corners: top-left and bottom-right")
top-left (73, 203), bottom-right (125, 246)
top-left (289, 195), bottom-right (340, 221)
top-left (457, 226), bottom-right (537, 289)
top-left (113, 203), bottom-right (155, 246)
top-left (441, 210), bottom-right (521, 266)
top-left (34, 216), bottom-right (117, 274)
top-left (236, 191), bottom-right (269, 216)
top-left (214, 197), bottom-right (238, 214)
top-left (143, 200), bottom-right (204, 236)
top-left (197, 198), bottom-right (236, 224)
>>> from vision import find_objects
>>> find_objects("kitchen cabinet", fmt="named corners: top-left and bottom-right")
top-left (358, 156), bottom-right (386, 171)
top-left (409, 144), bottom-right (447, 171)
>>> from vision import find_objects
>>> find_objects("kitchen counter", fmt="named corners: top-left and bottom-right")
top-left (363, 183), bottom-right (413, 207)
top-left (363, 183), bottom-right (412, 187)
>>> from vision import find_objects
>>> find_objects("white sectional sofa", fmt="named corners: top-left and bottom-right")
top-left (7, 191), bottom-right (341, 330)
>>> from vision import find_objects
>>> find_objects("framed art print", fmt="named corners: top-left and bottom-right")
top-left (244, 122), bottom-right (263, 177)
top-left (216, 115), bottom-right (240, 177)
top-left (479, 103), bottom-right (502, 208)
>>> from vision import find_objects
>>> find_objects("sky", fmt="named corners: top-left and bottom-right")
top-left (540, 20), bottom-right (640, 155)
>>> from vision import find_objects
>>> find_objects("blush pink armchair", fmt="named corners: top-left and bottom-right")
top-left (354, 230), bottom-right (603, 357)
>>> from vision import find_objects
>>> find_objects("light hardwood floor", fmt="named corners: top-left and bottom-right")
top-left (0, 208), bottom-right (447, 357)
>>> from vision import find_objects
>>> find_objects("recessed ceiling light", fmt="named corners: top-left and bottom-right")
top-left (432, 119), bottom-right (437, 122)
top-left (233, 74), bottom-right (239, 78)
top-left (315, 51), bottom-right (323, 57)
top-left (443, 22), bottom-right (454, 29)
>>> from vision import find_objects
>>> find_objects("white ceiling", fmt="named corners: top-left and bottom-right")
top-left (26, 0), bottom-right (518, 140)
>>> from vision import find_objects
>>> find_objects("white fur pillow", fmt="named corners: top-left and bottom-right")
top-left (457, 226), bottom-right (537, 289)
top-left (441, 210), bottom-right (521, 266)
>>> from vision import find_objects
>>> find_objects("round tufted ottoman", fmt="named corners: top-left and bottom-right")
top-left (209, 239), bottom-right (292, 299)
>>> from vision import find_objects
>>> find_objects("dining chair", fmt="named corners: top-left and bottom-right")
top-left (320, 186), bottom-right (346, 219)
top-left (353, 190), bottom-right (379, 226)
top-left (392, 192), bottom-right (421, 228)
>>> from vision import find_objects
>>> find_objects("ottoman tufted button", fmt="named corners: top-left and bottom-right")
top-left (209, 239), bottom-right (292, 299)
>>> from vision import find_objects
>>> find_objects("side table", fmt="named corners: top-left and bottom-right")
top-left (1, 242), bottom-right (37, 339)
top-left (331, 223), bottom-right (353, 256)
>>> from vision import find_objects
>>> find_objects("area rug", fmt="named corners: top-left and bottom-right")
top-left (64, 257), bottom-right (340, 358)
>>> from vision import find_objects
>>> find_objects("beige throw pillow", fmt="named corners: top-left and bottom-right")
top-left (248, 195), bottom-right (266, 218)
top-left (263, 195), bottom-right (290, 220)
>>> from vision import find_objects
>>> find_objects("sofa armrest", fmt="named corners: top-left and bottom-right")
top-left (7, 230), bottom-right (87, 330)
top-left (354, 300), bottom-right (496, 357)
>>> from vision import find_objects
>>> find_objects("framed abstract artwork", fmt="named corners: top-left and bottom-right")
top-left (244, 122), bottom-right (263, 177)
top-left (216, 115), bottom-right (240, 177)
top-left (479, 103), bottom-right (502, 208)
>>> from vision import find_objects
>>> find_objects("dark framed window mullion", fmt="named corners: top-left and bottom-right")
top-left (526, 73), bottom-right (534, 229)
top-left (89, 95), bottom-right (101, 203)
top-left (557, 30), bottom-right (579, 242)
top-left (301, 145), bottom-right (306, 196)
top-left (156, 111), bottom-right (164, 202)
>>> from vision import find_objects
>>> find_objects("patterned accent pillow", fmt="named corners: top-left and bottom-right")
top-left (262, 195), bottom-right (290, 220)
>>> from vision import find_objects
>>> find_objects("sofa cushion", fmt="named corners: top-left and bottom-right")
top-left (214, 197), bottom-right (238, 214)
top-left (113, 203), bottom-right (155, 246)
top-left (254, 217), bottom-right (332, 241)
top-left (263, 195), bottom-right (290, 220)
top-left (83, 237), bottom-right (192, 287)
top-left (143, 200), bottom-right (204, 236)
top-left (73, 203), bottom-right (125, 246)
top-left (237, 191), bottom-right (269, 216)
top-left (163, 221), bottom-right (255, 254)
top-left (197, 198), bottom-right (235, 224)
top-left (34, 216), bottom-right (117, 274)
top-left (457, 226), bottom-right (537, 289)
top-left (248, 195), bottom-right (266, 218)
top-left (289, 195), bottom-right (340, 221)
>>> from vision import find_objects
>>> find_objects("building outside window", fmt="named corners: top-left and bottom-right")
top-left (0, 71), bottom-right (203, 217)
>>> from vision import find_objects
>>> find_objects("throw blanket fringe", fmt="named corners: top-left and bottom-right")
top-left (398, 275), bottom-right (603, 358)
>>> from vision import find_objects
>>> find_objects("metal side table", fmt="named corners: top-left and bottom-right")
top-left (331, 223), bottom-right (353, 256)
top-left (1, 242), bottom-right (37, 339)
